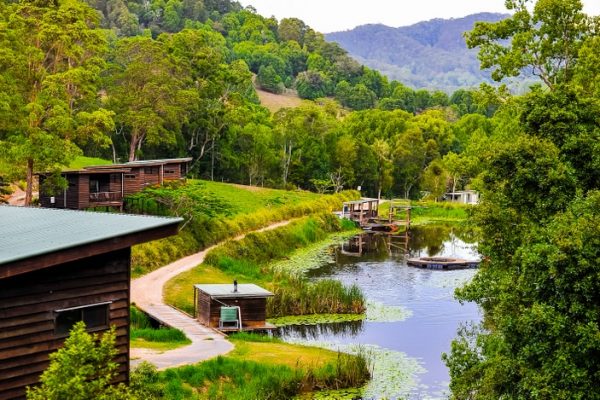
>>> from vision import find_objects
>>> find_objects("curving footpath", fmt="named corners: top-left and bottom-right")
top-left (130, 220), bottom-right (292, 370)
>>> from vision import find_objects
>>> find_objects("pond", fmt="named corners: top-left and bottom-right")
top-left (276, 225), bottom-right (481, 399)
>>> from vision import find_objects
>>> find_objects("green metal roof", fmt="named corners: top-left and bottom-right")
top-left (194, 284), bottom-right (273, 298)
top-left (0, 206), bottom-right (182, 266)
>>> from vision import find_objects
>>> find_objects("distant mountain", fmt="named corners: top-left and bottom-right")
top-left (325, 13), bottom-right (510, 92)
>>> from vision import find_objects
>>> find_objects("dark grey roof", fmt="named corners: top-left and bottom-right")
top-left (194, 284), bottom-right (273, 298)
top-left (0, 206), bottom-right (182, 266)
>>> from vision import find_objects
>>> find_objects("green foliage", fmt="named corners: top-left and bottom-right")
top-left (134, 350), bottom-right (369, 399)
top-left (466, 0), bottom-right (590, 89)
top-left (256, 65), bottom-right (284, 94)
top-left (27, 322), bottom-right (131, 400)
top-left (132, 327), bottom-right (190, 344)
top-left (444, 3), bottom-right (600, 397)
top-left (0, 0), bottom-right (108, 204)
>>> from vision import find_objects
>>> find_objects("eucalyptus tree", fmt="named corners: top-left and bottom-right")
top-left (106, 36), bottom-right (194, 161)
top-left (0, 0), bottom-right (108, 205)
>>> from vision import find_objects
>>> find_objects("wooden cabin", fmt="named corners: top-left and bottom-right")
top-left (0, 206), bottom-right (181, 399)
top-left (38, 158), bottom-right (192, 210)
top-left (194, 284), bottom-right (274, 332)
top-left (342, 199), bottom-right (379, 226)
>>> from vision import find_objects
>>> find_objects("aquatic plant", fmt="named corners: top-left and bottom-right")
top-left (365, 300), bottom-right (412, 322)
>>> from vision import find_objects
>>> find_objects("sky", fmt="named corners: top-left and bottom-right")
top-left (237, 0), bottom-right (600, 33)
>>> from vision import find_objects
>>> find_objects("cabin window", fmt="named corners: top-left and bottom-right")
top-left (124, 174), bottom-right (136, 179)
top-left (54, 302), bottom-right (110, 336)
top-left (144, 167), bottom-right (159, 174)
top-left (165, 169), bottom-right (176, 174)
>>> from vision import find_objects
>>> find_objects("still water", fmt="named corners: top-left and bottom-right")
top-left (278, 225), bottom-right (481, 399)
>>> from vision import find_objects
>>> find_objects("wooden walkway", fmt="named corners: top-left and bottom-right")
top-left (130, 220), bottom-right (293, 370)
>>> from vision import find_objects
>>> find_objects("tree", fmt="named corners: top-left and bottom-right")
top-left (27, 322), bottom-right (131, 400)
top-left (295, 70), bottom-right (330, 100)
top-left (466, 0), bottom-right (591, 89)
top-left (371, 139), bottom-right (393, 201)
top-left (256, 65), bottom-right (284, 94)
top-left (0, 0), bottom-right (108, 205)
top-left (421, 159), bottom-right (448, 200)
top-left (106, 36), bottom-right (192, 161)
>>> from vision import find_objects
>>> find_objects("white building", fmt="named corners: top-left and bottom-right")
top-left (445, 190), bottom-right (479, 205)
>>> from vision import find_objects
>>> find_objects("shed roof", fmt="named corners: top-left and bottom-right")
top-left (0, 206), bottom-right (182, 267)
top-left (194, 284), bottom-right (274, 298)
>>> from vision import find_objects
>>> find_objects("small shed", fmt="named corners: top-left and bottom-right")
top-left (194, 284), bottom-right (274, 331)
top-left (445, 190), bottom-right (479, 205)
top-left (0, 206), bottom-right (181, 399)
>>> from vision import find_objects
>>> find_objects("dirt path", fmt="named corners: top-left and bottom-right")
top-left (130, 219), bottom-right (293, 369)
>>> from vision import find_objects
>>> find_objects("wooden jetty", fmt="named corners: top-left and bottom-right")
top-left (339, 199), bottom-right (411, 232)
top-left (194, 283), bottom-right (276, 332)
top-left (406, 257), bottom-right (480, 270)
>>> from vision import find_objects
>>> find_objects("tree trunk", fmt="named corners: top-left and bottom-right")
top-left (210, 142), bottom-right (215, 181)
top-left (25, 158), bottom-right (34, 206)
top-left (128, 135), bottom-right (137, 162)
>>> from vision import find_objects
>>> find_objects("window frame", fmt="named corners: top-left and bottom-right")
top-left (54, 301), bottom-right (111, 337)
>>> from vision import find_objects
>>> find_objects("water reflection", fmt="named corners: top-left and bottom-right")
top-left (276, 320), bottom-right (364, 340)
top-left (278, 224), bottom-right (481, 399)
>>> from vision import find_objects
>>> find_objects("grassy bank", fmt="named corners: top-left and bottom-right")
top-left (130, 180), bottom-right (359, 277)
top-left (130, 307), bottom-right (191, 351)
top-left (379, 200), bottom-right (470, 225)
top-left (131, 334), bottom-right (370, 400)
top-left (165, 214), bottom-right (365, 317)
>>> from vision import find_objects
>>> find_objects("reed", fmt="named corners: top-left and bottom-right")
top-left (132, 349), bottom-right (370, 399)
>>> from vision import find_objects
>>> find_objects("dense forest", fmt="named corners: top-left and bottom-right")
top-left (0, 0), bottom-right (493, 204)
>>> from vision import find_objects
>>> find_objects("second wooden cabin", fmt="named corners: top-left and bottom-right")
top-left (38, 158), bottom-right (192, 210)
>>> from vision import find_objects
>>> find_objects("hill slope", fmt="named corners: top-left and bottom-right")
top-left (325, 13), bottom-right (509, 92)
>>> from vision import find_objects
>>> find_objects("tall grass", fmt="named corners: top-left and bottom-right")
top-left (130, 180), bottom-right (359, 276)
top-left (268, 277), bottom-right (365, 317)
top-left (131, 351), bottom-right (370, 400)
top-left (130, 306), bottom-right (190, 344)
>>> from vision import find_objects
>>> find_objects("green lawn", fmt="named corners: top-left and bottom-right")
top-left (68, 156), bottom-right (112, 169)
top-left (197, 180), bottom-right (322, 215)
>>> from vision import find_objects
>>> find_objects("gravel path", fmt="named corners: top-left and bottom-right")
top-left (130, 219), bottom-right (293, 369)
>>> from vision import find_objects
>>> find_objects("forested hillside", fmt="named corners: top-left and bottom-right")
top-left (0, 0), bottom-right (495, 205)
top-left (326, 13), bottom-right (514, 92)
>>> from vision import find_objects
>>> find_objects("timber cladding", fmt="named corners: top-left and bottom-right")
top-left (0, 248), bottom-right (131, 400)
top-left (196, 293), bottom-right (268, 329)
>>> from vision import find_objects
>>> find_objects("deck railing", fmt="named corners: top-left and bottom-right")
top-left (89, 191), bottom-right (123, 203)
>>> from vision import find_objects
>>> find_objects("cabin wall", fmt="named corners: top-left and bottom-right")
top-left (123, 169), bottom-right (142, 196)
top-left (204, 297), bottom-right (267, 328)
top-left (164, 163), bottom-right (183, 180)
top-left (39, 175), bottom-right (82, 210)
top-left (196, 291), bottom-right (212, 326)
top-left (0, 248), bottom-right (131, 400)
